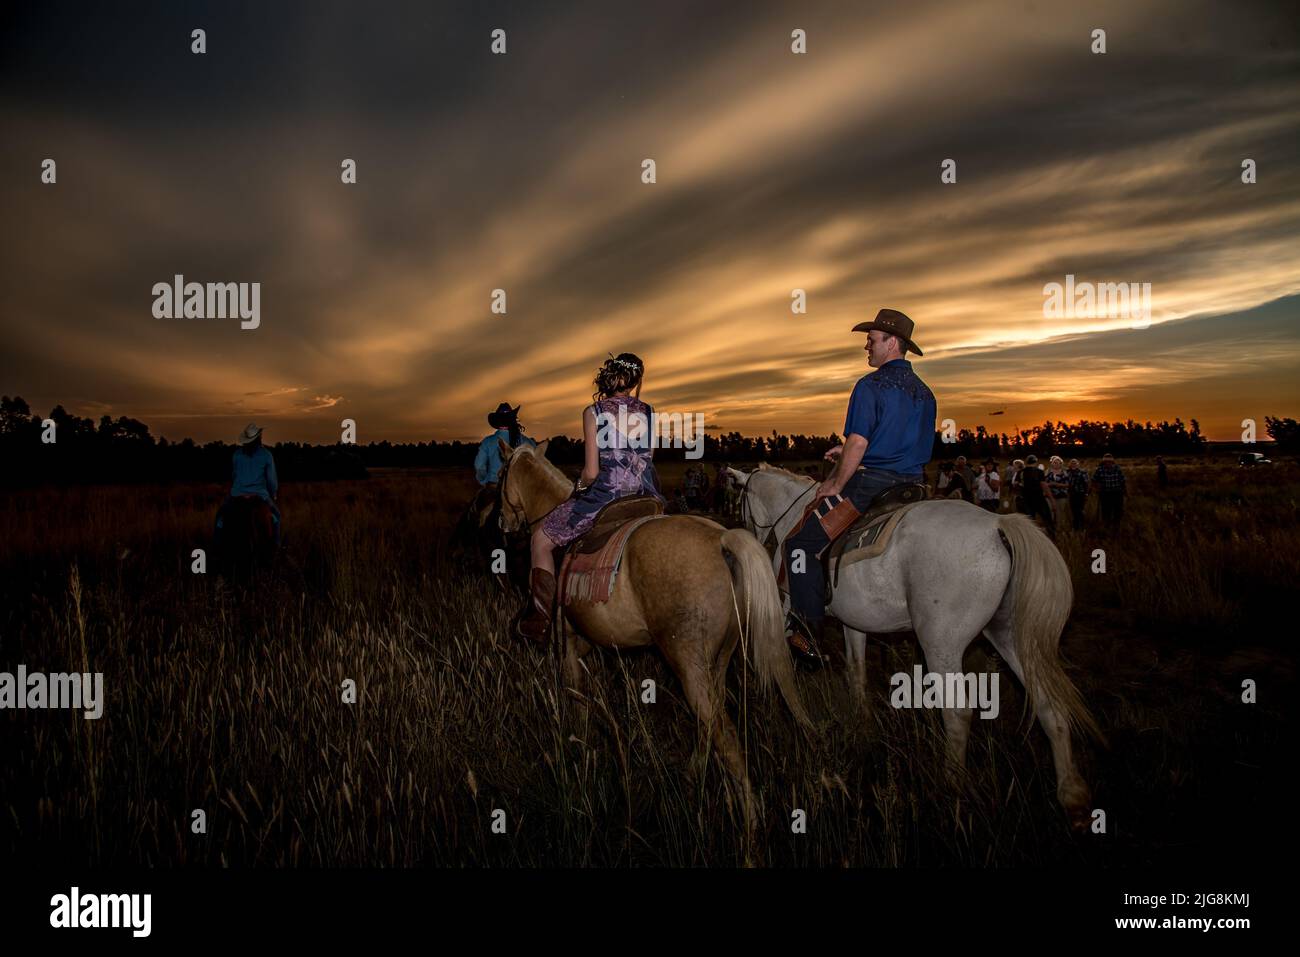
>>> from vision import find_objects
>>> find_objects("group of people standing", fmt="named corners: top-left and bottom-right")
top-left (931, 451), bottom-right (1130, 534)
top-left (679, 463), bottom-right (736, 514)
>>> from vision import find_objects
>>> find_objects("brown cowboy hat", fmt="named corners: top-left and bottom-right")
top-left (488, 402), bottom-right (521, 429)
top-left (851, 308), bottom-right (923, 356)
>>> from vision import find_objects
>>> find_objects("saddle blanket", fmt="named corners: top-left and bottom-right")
top-left (559, 514), bottom-right (666, 606)
top-left (832, 501), bottom-right (921, 572)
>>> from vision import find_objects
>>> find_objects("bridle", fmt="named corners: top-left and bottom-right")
top-left (496, 454), bottom-right (536, 535)
top-left (736, 468), bottom-right (816, 550)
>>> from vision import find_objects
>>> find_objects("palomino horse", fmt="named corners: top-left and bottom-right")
top-left (498, 441), bottom-right (809, 827)
top-left (729, 464), bottom-right (1101, 829)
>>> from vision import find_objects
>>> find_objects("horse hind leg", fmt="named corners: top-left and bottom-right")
top-left (918, 643), bottom-right (976, 778)
top-left (911, 589), bottom-right (986, 773)
top-left (983, 611), bottom-right (1091, 829)
top-left (912, 570), bottom-right (1009, 787)
top-left (669, 646), bottom-right (756, 838)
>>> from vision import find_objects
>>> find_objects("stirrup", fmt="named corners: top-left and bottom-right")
top-left (516, 608), bottom-right (551, 644)
top-left (785, 614), bottom-right (825, 669)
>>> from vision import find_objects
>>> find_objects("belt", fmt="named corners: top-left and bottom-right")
top-left (854, 465), bottom-right (921, 478)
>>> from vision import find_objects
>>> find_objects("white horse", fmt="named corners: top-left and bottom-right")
top-left (728, 464), bottom-right (1101, 828)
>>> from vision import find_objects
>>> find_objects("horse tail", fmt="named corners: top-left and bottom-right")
top-left (721, 527), bottom-right (810, 729)
top-left (997, 513), bottom-right (1105, 745)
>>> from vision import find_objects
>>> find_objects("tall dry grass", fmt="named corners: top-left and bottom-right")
top-left (0, 459), bottom-right (1293, 866)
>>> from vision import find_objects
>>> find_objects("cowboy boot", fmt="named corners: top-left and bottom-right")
top-left (785, 614), bottom-right (826, 669)
top-left (516, 568), bottom-right (556, 644)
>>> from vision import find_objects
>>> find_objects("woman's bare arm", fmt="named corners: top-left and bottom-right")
top-left (579, 406), bottom-right (600, 488)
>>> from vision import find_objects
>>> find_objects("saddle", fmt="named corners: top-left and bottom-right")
top-left (558, 494), bottom-right (666, 605)
top-left (825, 482), bottom-right (928, 590)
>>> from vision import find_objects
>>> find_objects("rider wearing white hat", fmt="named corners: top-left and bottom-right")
top-left (215, 422), bottom-right (280, 546)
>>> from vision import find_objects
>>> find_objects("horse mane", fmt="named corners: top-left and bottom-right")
top-left (758, 463), bottom-right (817, 485)
top-left (513, 441), bottom-right (570, 489)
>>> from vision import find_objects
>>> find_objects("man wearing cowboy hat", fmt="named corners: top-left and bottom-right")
top-left (215, 422), bottom-right (281, 545)
top-left (783, 309), bottom-right (936, 663)
top-left (475, 402), bottom-right (537, 487)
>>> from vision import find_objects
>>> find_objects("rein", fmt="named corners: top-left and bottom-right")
top-left (496, 455), bottom-right (537, 535)
top-left (738, 470), bottom-right (816, 550)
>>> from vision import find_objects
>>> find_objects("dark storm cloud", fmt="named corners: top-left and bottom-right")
top-left (1, 0), bottom-right (1297, 442)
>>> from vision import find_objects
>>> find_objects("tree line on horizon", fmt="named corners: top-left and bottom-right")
top-left (1, 395), bottom-right (1295, 486)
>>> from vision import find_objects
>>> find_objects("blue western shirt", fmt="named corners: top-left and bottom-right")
top-left (230, 446), bottom-right (278, 501)
top-left (843, 359), bottom-right (936, 475)
top-left (475, 430), bottom-right (537, 485)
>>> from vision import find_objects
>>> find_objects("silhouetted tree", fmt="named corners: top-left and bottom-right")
top-left (1266, 416), bottom-right (1300, 452)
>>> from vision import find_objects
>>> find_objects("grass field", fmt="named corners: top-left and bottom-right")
top-left (0, 456), bottom-right (1295, 866)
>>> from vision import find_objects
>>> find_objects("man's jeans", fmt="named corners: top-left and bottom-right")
top-left (784, 466), bottom-right (921, 628)
top-left (1023, 492), bottom-right (1055, 535)
top-left (1069, 492), bottom-right (1086, 528)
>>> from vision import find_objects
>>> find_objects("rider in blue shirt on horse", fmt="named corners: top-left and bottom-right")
top-left (468, 402), bottom-right (538, 541)
top-left (475, 403), bottom-right (536, 486)
top-left (216, 422), bottom-right (280, 546)
top-left (783, 309), bottom-right (936, 663)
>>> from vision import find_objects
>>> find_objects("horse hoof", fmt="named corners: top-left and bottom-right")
top-left (1063, 798), bottom-right (1091, 832)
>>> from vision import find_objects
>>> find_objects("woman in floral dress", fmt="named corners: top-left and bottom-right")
top-left (517, 353), bottom-right (664, 642)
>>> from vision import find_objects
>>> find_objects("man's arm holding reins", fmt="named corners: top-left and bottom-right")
top-left (818, 433), bottom-right (868, 499)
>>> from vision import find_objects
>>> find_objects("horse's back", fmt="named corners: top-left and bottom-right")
top-left (623, 514), bottom-right (728, 576)
top-left (887, 498), bottom-right (1008, 574)
top-left (834, 498), bottom-right (1010, 634)
top-left (567, 514), bottom-right (733, 646)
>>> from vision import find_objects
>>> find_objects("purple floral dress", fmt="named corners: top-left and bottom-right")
top-left (542, 394), bottom-right (664, 546)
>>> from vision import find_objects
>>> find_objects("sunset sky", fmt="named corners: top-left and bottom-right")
top-left (2, 0), bottom-right (1298, 444)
